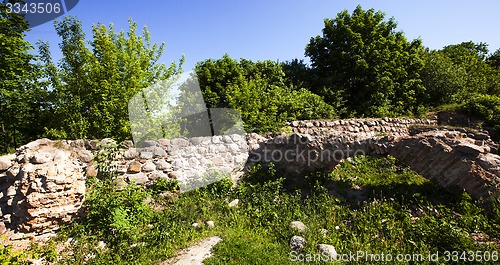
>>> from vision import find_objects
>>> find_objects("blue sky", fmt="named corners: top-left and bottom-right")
top-left (24, 0), bottom-right (500, 71)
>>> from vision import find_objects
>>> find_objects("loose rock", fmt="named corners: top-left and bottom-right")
top-left (290, 236), bottom-right (306, 251)
top-left (289, 221), bottom-right (308, 233)
top-left (228, 199), bottom-right (239, 208)
top-left (317, 244), bottom-right (337, 260)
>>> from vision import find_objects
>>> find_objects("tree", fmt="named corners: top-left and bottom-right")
top-left (38, 16), bottom-right (183, 141)
top-left (305, 5), bottom-right (425, 117)
top-left (193, 55), bottom-right (336, 132)
top-left (281, 59), bottom-right (313, 91)
top-left (487, 48), bottom-right (500, 69)
top-left (0, 0), bottom-right (46, 152)
top-left (439, 41), bottom-right (500, 98)
top-left (419, 49), bottom-right (467, 106)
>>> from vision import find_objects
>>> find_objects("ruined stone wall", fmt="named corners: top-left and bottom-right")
top-left (0, 139), bottom-right (87, 234)
top-left (388, 130), bottom-right (500, 198)
top-left (2, 117), bottom-right (500, 235)
top-left (285, 117), bottom-right (436, 137)
top-left (0, 135), bottom-right (248, 234)
top-left (248, 118), bottom-right (500, 199)
top-left (248, 118), bottom-right (438, 176)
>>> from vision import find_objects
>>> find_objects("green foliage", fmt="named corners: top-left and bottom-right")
top-left (182, 173), bottom-right (233, 198)
top-left (0, 237), bottom-right (59, 264)
top-left (94, 140), bottom-right (119, 180)
top-left (439, 41), bottom-right (500, 99)
top-left (331, 155), bottom-right (429, 187)
top-left (420, 49), bottom-right (468, 106)
top-left (47, 155), bottom-right (500, 264)
top-left (194, 55), bottom-right (336, 133)
top-left (305, 5), bottom-right (425, 117)
top-left (83, 144), bottom-right (155, 252)
top-left (84, 177), bottom-right (155, 249)
top-left (0, 243), bottom-right (28, 264)
top-left (487, 49), bottom-right (500, 69)
top-left (151, 177), bottom-right (179, 194)
top-left (0, 1), bottom-right (48, 153)
top-left (461, 94), bottom-right (500, 136)
top-left (37, 16), bottom-right (183, 141)
top-left (281, 59), bottom-right (313, 90)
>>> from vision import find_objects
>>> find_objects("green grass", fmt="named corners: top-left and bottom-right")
top-left (11, 155), bottom-right (500, 264)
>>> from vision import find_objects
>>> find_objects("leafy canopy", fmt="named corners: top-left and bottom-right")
top-left (38, 16), bottom-right (183, 141)
top-left (193, 55), bottom-right (337, 133)
top-left (305, 5), bottom-right (425, 117)
top-left (0, 0), bottom-right (47, 153)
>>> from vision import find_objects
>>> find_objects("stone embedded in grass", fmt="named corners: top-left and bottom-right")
top-left (228, 199), bottom-right (239, 208)
top-left (289, 221), bottom-right (308, 233)
top-left (97, 241), bottom-right (107, 251)
top-left (112, 177), bottom-right (127, 190)
top-left (319, 228), bottom-right (328, 237)
top-left (290, 236), bottom-right (306, 251)
top-left (192, 222), bottom-right (199, 228)
top-left (85, 164), bottom-right (97, 177)
top-left (317, 244), bottom-right (337, 259)
top-left (206, 221), bottom-right (215, 229)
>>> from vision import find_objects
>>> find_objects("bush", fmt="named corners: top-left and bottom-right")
top-left (0, 244), bottom-right (28, 264)
top-left (461, 93), bottom-right (500, 140)
top-left (462, 94), bottom-right (500, 126)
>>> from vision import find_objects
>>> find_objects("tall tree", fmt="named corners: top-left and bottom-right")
top-left (38, 16), bottom-right (183, 141)
top-left (305, 5), bottom-right (425, 117)
top-left (0, 0), bottom-right (46, 152)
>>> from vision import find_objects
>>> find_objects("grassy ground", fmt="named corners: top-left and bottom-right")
top-left (3, 155), bottom-right (500, 264)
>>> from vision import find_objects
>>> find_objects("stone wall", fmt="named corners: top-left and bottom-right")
top-left (1, 117), bottom-right (500, 235)
top-left (0, 135), bottom-right (248, 234)
top-left (285, 117), bottom-right (436, 137)
top-left (0, 139), bottom-right (87, 234)
top-left (248, 118), bottom-right (438, 176)
top-left (388, 130), bottom-right (500, 198)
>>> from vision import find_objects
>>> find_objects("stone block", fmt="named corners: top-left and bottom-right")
top-left (142, 161), bottom-right (156, 172)
top-left (456, 143), bottom-right (483, 157)
top-left (126, 172), bottom-right (148, 185)
top-left (124, 148), bottom-right (139, 159)
top-left (0, 154), bottom-right (16, 171)
top-left (31, 152), bottom-right (53, 164)
top-left (127, 161), bottom-right (142, 173)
